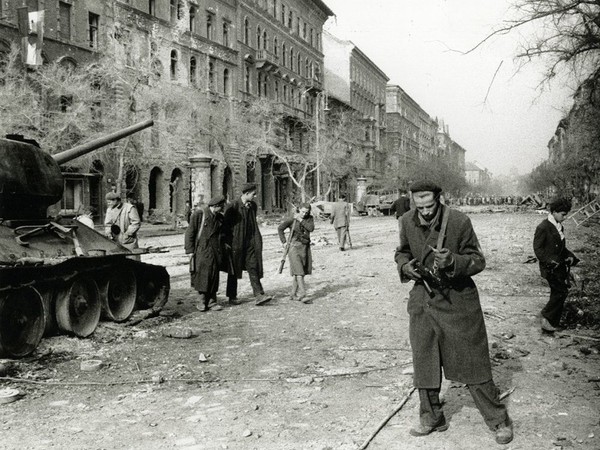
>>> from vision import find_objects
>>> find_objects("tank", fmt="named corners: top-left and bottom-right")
top-left (0, 119), bottom-right (170, 358)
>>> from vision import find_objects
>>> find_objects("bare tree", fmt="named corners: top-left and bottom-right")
top-left (469, 0), bottom-right (600, 85)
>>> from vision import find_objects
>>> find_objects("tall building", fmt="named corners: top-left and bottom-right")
top-left (0, 0), bottom-right (333, 218)
top-left (385, 85), bottom-right (436, 178)
top-left (322, 30), bottom-right (388, 200)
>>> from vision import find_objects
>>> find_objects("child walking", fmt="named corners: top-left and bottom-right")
top-left (278, 203), bottom-right (314, 303)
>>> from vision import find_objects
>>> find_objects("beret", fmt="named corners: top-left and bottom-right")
top-left (409, 180), bottom-right (442, 194)
top-left (241, 183), bottom-right (257, 193)
top-left (208, 194), bottom-right (226, 206)
top-left (105, 192), bottom-right (120, 201)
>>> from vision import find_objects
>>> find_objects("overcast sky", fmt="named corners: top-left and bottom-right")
top-left (322, 0), bottom-right (576, 176)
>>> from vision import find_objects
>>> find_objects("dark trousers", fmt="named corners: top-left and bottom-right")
top-left (226, 267), bottom-right (263, 299)
top-left (419, 380), bottom-right (508, 430)
top-left (542, 273), bottom-right (569, 327)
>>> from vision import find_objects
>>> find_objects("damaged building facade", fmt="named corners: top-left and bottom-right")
top-left (0, 0), bottom-right (333, 220)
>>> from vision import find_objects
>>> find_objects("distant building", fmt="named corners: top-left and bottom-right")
top-left (465, 161), bottom-right (490, 186)
top-left (322, 30), bottom-right (389, 200)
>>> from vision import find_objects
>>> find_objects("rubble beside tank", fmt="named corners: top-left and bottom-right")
top-left (0, 119), bottom-right (169, 358)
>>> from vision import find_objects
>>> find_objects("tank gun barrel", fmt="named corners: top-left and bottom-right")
top-left (52, 119), bottom-right (154, 165)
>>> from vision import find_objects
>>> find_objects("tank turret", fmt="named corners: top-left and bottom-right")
top-left (0, 119), bottom-right (169, 359)
top-left (0, 119), bottom-right (153, 221)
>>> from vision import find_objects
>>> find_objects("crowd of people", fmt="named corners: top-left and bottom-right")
top-left (73, 178), bottom-right (586, 446)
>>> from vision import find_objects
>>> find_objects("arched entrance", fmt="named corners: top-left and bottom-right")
top-left (169, 168), bottom-right (184, 215)
top-left (148, 166), bottom-right (164, 211)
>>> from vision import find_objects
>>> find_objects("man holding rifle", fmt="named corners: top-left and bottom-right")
top-left (394, 180), bottom-right (513, 445)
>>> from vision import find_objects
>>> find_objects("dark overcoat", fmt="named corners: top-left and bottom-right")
top-left (184, 208), bottom-right (223, 293)
top-left (533, 218), bottom-right (577, 279)
top-left (394, 205), bottom-right (491, 388)
top-left (222, 199), bottom-right (264, 279)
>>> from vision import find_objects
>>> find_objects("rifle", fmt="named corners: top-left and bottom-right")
top-left (278, 219), bottom-right (297, 274)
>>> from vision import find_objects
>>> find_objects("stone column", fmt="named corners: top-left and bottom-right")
top-left (188, 154), bottom-right (212, 207)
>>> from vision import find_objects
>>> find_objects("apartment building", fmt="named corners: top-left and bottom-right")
top-left (322, 30), bottom-right (388, 200)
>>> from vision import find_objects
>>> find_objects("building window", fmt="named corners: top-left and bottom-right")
top-left (88, 13), bottom-right (99, 48)
top-left (283, 84), bottom-right (288, 103)
top-left (244, 18), bottom-right (249, 45)
top-left (256, 26), bottom-right (261, 50)
top-left (273, 37), bottom-right (278, 57)
top-left (272, 0), bottom-right (277, 17)
top-left (223, 68), bottom-right (229, 95)
top-left (59, 1), bottom-right (71, 40)
top-left (206, 13), bottom-right (214, 40)
top-left (305, 58), bottom-right (309, 78)
top-left (262, 74), bottom-right (268, 97)
top-left (190, 56), bottom-right (197, 85)
top-left (257, 73), bottom-right (262, 97)
top-left (275, 80), bottom-right (279, 101)
top-left (287, 10), bottom-right (292, 29)
top-left (282, 44), bottom-right (286, 67)
top-left (310, 28), bottom-right (314, 47)
top-left (59, 94), bottom-right (73, 113)
top-left (208, 58), bottom-right (215, 91)
top-left (223, 22), bottom-right (229, 47)
top-left (303, 23), bottom-right (307, 40)
top-left (290, 48), bottom-right (294, 70)
top-left (189, 6), bottom-right (196, 32)
top-left (281, 4), bottom-right (285, 24)
top-left (297, 54), bottom-right (302, 76)
top-left (263, 30), bottom-right (267, 50)
top-left (170, 49), bottom-right (178, 80)
top-left (62, 179), bottom-right (83, 212)
top-left (149, 0), bottom-right (156, 16)
top-left (245, 64), bottom-right (250, 92)
top-left (170, 0), bottom-right (176, 21)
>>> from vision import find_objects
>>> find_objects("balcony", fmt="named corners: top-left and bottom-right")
top-left (255, 50), bottom-right (279, 71)
top-left (304, 77), bottom-right (323, 93)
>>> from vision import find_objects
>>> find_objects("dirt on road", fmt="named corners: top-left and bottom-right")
top-left (1, 210), bottom-right (599, 450)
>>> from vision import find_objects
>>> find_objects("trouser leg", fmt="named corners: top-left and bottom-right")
top-left (337, 227), bottom-right (347, 249)
top-left (297, 276), bottom-right (306, 297)
top-left (468, 380), bottom-right (509, 430)
top-left (226, 273), bottom-right (238, 299)
top-left (247, 266), bottom-right (264, 296)
top-left (291, 277), bottom-right (298, 297)
top-left (542, 275), bottom-right (569, 327)
top-left (418, 388), bottom-right (444, 427)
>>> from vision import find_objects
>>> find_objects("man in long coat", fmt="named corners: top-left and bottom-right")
top-left (222, 184), bottom-right (272, 306)
top-left (330, 194), bottom-right (350, 251)
top-left (394, 180), bottom-right (513, 445)
top-left (184, 195), bottom-right (226, 312)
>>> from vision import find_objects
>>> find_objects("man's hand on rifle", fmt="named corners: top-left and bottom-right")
top-left (433, 248), bottom-right (454, 270)
top-left (402, 258), bottom-right (422, 280)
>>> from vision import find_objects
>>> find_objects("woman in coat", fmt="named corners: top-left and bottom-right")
top-left (184, 195), bottom-right (226, 312)
top-left (278, 203), bottom-right (314, 303)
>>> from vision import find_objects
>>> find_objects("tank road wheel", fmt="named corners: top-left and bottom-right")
top-left (0, 287), bottom-right (46, 358)
top-left (99, 267), bottom-right (137, 322)
top-left (55, 276), bottom-right (101, 338)
top-left (135, 265), bottom-right (170, 311)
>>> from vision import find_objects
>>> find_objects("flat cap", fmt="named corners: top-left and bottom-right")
top-left (105, 192), bottom-right (120, 201)
top-left (208, 194), bottom-right (226, 206)
top-left (241, 183), bottom-right (257, 193)
top-left (409, 180), bottom-right (442, 194)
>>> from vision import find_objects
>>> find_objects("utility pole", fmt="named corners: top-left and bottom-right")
top-left (315, 92), bottom-right (321, 198)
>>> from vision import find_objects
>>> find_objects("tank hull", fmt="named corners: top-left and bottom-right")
top-left (0, 220), bottom-right (169, 357)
